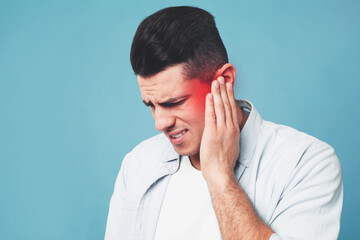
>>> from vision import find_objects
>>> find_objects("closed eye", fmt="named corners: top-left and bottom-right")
top-left (161, 99), bottom-right (186, 108)
top-left (143, 95), bottom-right (190, 109)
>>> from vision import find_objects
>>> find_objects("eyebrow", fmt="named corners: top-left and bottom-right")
top-left (142, 95), bottom-right (191, 107)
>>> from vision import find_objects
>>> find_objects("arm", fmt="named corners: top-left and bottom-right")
top-left (200, 77), bottom-right (273, 240)
top-left (207, 172), bottom-right (274, 240)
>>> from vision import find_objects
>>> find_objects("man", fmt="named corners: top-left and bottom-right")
top-left (105, 6), bottom-right (343, 240)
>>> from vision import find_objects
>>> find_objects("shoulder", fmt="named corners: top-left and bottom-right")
top-left (258, 122), bottom-right (343, 238)
top-left (260, 120), bottom-right (337, 161)
top-left (257, 120), bottom-right (341, 191)
top-left (252, 120), bottom-right (342, 219)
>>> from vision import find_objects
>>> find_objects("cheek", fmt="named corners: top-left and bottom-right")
top-left (193, 85), bottom-right (211, 112)
top-left (182, 110), bottom-right (205, 132)
top-left (186, 87), bottom-right (211, 128)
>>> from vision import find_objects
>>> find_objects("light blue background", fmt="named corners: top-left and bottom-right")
top-left (1, 0), bottom-right (359, 239)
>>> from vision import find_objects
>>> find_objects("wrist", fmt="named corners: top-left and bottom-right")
top-left (203, 170), bottom-right (238, 190)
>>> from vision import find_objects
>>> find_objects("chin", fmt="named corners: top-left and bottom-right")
top-left (173, 144), bottom-right (199, 157)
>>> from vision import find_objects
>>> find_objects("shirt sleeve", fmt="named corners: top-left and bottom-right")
top-left (104, 153), bottom-right (130, 240)
top-left (268, 141), bottom-right (343, 240)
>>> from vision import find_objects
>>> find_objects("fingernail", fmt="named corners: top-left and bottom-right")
top-left (213, 81), bottom-right (219, 88)
top-left (218, 77), bottom-right (224, 84)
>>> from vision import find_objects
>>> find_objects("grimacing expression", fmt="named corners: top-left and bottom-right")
top-left (138, 64), bottom-right (211, 157)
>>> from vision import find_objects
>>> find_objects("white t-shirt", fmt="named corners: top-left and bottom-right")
top-left (154, 156), bottom-right (222, 240)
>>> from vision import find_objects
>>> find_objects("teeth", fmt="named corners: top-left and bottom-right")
top-left (171, 130), bottom-right (187, 139)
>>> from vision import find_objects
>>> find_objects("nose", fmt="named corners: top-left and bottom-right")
top-left (154, 107), bottom-right (175, 132)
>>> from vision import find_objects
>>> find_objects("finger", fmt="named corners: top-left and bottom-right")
top-left (205, 93), bottom-right (216, 129)
top-left (218, 76), bottom-right (233, 128)
top-left (211, 79), bottom-right (225, 127)
top-left (226, 82), bottom-right (239, 128)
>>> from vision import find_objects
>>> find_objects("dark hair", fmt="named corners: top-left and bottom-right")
top-left (130, 6), bottom-right (228, 83)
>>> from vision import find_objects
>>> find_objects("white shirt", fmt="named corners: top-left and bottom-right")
top-left (105, 100), bottom-right (343, 240)
top-left (154, 156), bottom-right (221, 240)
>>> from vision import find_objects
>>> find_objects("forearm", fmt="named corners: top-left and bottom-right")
top-left (206, 173), bottom-right (274, 240)
top-left (200, 76), bottom-right (273, 239)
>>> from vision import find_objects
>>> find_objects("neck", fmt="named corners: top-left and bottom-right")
top-left (190, 105), bottom-right (248, 170)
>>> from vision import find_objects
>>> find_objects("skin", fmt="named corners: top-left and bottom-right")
top-left (138, 64), bottom-right (211, 159)
top-left (138, 63), bottom-right (274, 240)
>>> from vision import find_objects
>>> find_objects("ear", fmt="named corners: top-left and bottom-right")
top-left (213, 63), bottom-right (236, 86)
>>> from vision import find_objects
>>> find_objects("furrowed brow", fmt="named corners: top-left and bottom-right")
top-left (142, 99), bottom-right (153, 107)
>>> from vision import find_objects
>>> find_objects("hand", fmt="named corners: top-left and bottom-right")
top-left (199, 76), bottom-right (240, 182)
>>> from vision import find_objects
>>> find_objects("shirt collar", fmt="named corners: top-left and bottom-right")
top-left (237, 99), bottom-right (263, 167)
top-left (162, 99), bottom-right (263, 167)
top-left (162, 139), bottom-right (180, 162)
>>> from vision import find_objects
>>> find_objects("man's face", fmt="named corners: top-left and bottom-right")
top-left (138, 64), bottom-right (211, 157)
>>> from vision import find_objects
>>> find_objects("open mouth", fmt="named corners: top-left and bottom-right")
top-left (168, 129), bottom-right (189, 145)
top-left (170, 129), bottom-right (188, 139)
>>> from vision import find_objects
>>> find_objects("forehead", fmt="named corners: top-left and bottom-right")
top-left (137, 64), bottom-right (199, 101)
